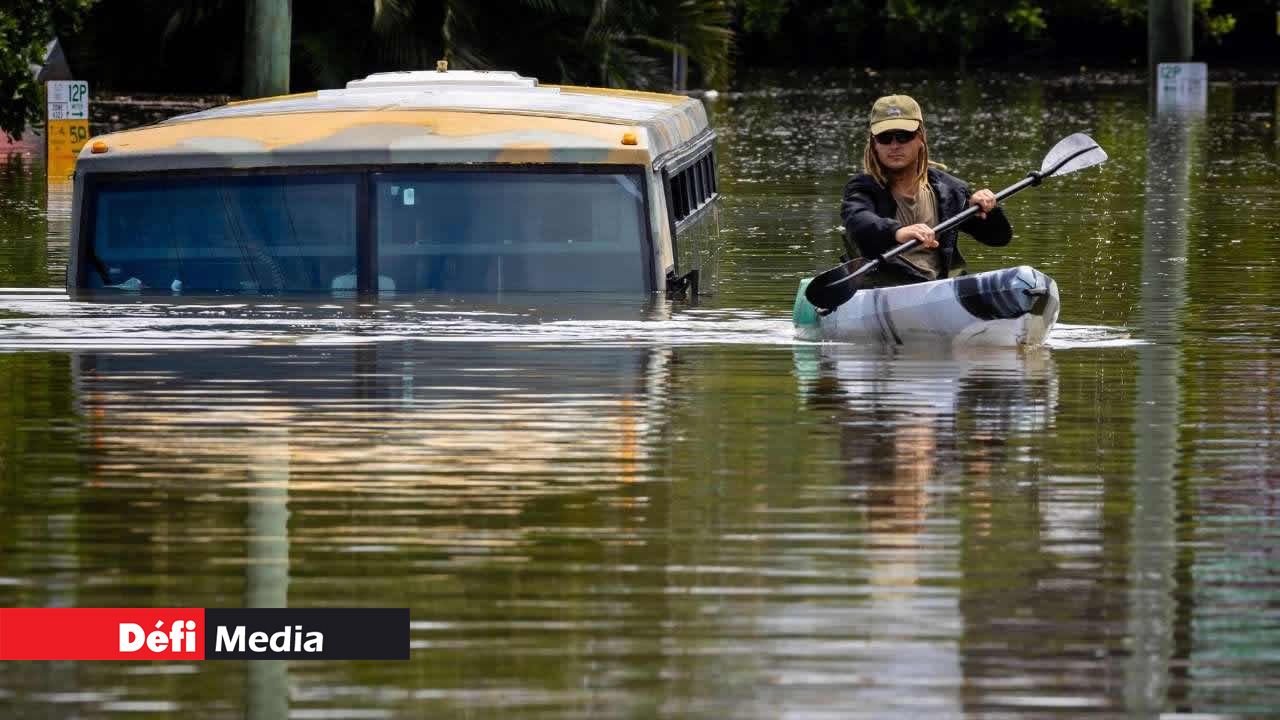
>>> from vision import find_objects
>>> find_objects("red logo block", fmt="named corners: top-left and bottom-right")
top-left (0, 608), bottom-right (206, 660)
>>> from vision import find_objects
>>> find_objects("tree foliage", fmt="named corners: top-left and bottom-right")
top-left (733, 0), bottom-right (1246, 67)
top-left (4, 0), bottom-right (1265, 127)
top-left (299, 0), bottom-right (734, 90)
top-left (53, 0), bottom-right (732, 96)
top-left (0, 0), bottom-right (97, 140)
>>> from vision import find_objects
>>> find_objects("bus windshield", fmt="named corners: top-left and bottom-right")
top-left (86, 174), bottom-right (359, 293)
top-left (374, 170), bottom-right (648, 293)
top-left (83, 168), bottom-right (650, 294)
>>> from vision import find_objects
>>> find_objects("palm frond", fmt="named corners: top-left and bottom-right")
top-left (633, 0), bottom-right (734, 86)
top-left (372, 0), bottom-right (415, 33)
top-left (518, 0), bottom-right (583, 13)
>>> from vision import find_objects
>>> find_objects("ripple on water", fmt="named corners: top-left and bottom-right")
top-left (0, 295), bottom-right (1143, 352)
top-left (0, 297), bottom-right (800, 350)
top-left (1046, 323), bottom-right (1144, 349)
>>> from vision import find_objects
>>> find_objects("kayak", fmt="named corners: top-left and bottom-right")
top-left (793, 265), bottom-right (1059, 347)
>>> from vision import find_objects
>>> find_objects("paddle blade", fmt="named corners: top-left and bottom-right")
top-left (804, 257), bottom-right (871, 311)
top-left (1040, 132), bottom-right (1108, 178)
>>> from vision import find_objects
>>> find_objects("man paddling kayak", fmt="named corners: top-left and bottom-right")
top-left (841, 95), bottom-right (1012, 286)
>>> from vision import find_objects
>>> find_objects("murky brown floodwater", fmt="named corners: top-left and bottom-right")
top-left (3, 71), bottom-right (1280, 718)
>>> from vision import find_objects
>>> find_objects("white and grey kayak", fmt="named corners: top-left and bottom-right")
top-left (793, 265), bottom-right (1059, 347)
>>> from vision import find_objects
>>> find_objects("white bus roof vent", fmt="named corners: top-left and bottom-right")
top-left (346, 69), bottom-right (539, 91)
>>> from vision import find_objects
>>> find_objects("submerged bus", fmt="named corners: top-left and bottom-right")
top-left (67, 68), bottom-right (720, 296)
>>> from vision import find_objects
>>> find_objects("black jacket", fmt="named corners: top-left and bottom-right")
top-left (840, 167), bottom-right (1012, 282)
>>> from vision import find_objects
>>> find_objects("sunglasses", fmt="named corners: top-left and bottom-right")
top-left (873, 130), bottom-right (918, 145)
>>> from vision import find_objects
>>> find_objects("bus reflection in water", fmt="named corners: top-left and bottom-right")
top-left (74, 342), bottom-right (671, 487)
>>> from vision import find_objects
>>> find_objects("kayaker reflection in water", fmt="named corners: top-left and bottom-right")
top-left (841, 94), bottom-right (1012, 286)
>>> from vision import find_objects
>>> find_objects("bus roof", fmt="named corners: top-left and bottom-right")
top-left (76, 70), bottom-right (713, 172)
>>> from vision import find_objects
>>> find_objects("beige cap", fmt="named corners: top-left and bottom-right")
top-left (869, 95), bottom-right (923, 134)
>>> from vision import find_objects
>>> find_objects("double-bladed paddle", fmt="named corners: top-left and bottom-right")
top-left (804, 132), bottom-right (1108, 312)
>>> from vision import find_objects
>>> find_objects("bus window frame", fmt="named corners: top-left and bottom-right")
top-left (77, 163), bottom-right (656, 294)
top-left (659, 138), bottom-right (720, 278)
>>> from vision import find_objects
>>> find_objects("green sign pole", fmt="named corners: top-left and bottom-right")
top-left (1148, 0), bottom-right (1193, 70)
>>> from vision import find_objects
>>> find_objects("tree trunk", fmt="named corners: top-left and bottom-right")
top-left (243, 0), bottom-right (292, 99)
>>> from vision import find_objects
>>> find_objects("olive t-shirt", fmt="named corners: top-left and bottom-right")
top-left (893, 183), bottom-right (941, 280)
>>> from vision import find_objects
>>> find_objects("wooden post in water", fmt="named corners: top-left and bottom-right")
top-left (243, 0), bottom-right (292, 99)
top-left (1148, 0), bottom-right (1193, 69)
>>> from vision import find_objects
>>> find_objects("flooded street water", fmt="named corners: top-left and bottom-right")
top-left (3, 71), bottom-right (1280, 718)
